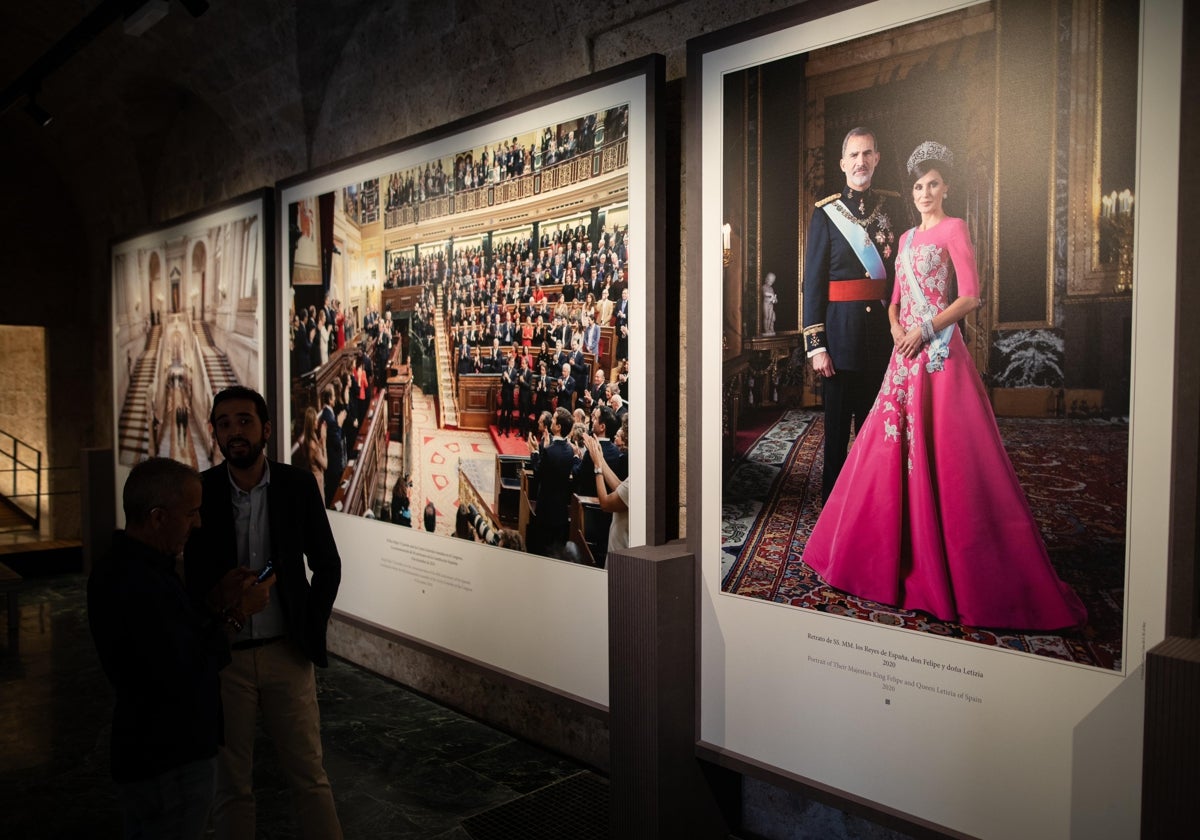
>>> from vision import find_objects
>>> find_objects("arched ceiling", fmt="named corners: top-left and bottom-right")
top-left (0, 0), bottom-right (381, 232)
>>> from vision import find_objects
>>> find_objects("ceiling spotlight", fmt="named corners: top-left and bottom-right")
top-left (24, 96), bottom-right (53, 128)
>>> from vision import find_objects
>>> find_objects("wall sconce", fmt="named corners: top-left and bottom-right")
top-left (1099, 187), bottom-right (1135, 293)
top-left (722, 223), bottom-right (731, 267)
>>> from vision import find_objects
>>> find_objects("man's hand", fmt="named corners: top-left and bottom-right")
top-left (241, 572), bottom-right (275, 617)
top-left (209, 567), bottom-right (276, 624)
top-left (811, 351), bottom-right (835, 378)
top-left (208, 567), bottom-right (257, 613)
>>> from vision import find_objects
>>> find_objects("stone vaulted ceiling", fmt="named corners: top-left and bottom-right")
top-left (0, 0), bottom-right (382, 232)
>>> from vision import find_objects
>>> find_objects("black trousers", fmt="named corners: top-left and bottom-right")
top-left (821, 367), bottom-right (882, 502)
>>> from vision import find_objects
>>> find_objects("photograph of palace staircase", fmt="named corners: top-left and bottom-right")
top-left (112, 208), bottom-right (262, 471)
top-left (195, 319), bottom-right (239, 393)
top-left (116, 324), bottom-right (161, 464)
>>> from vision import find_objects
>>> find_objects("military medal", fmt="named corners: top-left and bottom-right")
top-left (873, 210), bottom-right (894, 258)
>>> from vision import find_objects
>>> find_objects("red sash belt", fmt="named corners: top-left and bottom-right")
top-left (828, 278), bottom-right (889, 301)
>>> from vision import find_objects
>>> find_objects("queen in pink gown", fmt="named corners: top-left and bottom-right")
top-left (803, 142), bottom-right (1087, 631)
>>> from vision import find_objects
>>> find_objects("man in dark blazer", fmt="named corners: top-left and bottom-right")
top-left (803, 126), bottom-right (902, 502)
top-left (575, 405), bottom-right (623, 483)
top-left (556, 363), bottom-right (576, 412)
top-left (552, 316), bottom-right (572, 351)
top-left (568, 340), bottom-right (590, 407)
top-left (527, 406), bottom-right (579, 556)
top-left (184, 386), bottom-right (343, 840)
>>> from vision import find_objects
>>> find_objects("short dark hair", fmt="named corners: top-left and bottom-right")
top-left (124, 457), bottom-right (200, 526)
top-left (210, 386), bottom-right (269, 425)
top-left (595, 406), bottom-right (618, 437)
top-left (454, 505), bottom-right (473, 539)
top-left (553, 407), bottom-right (573, 435)
top-left (841, 126), bottom-right (876, 157)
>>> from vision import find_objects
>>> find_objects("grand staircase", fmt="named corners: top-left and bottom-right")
top-left (433, 288), bottom-right (459, 429)
top-left (117, 325), bottom-right (162, 462)
top-left (195, 320), bottom-right (239, 393)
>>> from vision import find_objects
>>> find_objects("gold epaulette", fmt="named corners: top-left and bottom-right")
top-left (876, 189), bottom-right (900, 198)
top-left (814, 193), bottom-right (841, 208)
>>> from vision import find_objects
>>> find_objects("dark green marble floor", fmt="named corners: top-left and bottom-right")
top-left (0, 574), bottom-right (605, 839)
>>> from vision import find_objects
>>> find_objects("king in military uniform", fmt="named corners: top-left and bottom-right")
top-left (803, 127), bottom-right (904, 502)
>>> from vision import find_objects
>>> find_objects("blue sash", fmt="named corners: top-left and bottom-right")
top-left (899, 228), bottom-right (955, 373)
top-left (822, 202), bottom-right (887, 281)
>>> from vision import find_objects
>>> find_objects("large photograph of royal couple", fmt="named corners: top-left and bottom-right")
top-left (720, 0), bottom-right (1135, 670)
top-left (285, 101), bottom-right (637, 570)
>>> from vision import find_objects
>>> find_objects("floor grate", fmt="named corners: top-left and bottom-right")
top-left (461, 771), bottom-right (609, 840)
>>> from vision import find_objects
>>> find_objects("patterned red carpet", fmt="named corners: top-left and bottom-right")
top-left (488, 424), bottom-right (532, 457)
top-left (721, 410), bottom-right (1126, 670)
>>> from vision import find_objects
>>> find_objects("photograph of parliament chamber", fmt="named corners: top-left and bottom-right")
top-left (1, 0), bottom-right (1196, 838)
top-left (273, 53), bottom-right (668, 735)
top-left (275, 68), bottom-right (663, 567)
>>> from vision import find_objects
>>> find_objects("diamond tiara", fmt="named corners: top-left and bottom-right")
top-left (906, 141), bottom-right (954, 176)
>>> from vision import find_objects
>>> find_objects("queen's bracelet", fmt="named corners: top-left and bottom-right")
top-left (921, 318), bottom-right (936, 343)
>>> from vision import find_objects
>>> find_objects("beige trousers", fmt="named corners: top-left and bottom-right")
top-left (214, 639), bottom-right (342, 840)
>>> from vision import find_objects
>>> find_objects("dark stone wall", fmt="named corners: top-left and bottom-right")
top-left (0, 0), bottom-right (791, 537)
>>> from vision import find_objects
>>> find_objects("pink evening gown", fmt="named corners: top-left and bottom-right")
top-left (803, 217), bottom-right (1088, 631)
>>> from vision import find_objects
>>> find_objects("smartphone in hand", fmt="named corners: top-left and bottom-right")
top-left (255, 563), bottom-right (275, 584)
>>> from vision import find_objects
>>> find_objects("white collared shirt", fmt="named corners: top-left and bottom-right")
top-left (229, 462), bottom-right (285, 641)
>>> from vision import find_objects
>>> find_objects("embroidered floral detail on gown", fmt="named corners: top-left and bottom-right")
top-left (803, 218), bottom-right (1088, 631)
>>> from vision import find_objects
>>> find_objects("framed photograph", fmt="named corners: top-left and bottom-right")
top-left (688, 0), bottom-right (1181, 836)
top-left (276, 55), bottom-right (665, 705)
top-left (110, 188), bottom-right (272, 521)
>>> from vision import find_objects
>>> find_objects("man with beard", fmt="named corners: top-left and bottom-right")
top-left (184, 386), bottom-right (343, 840)
top-left (802, 126), bottom-right (901, 501)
